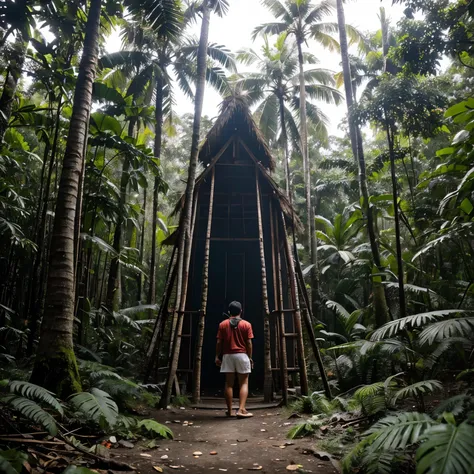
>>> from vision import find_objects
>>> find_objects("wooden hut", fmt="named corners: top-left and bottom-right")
top-left (147, 97), bottom-right (325, 404)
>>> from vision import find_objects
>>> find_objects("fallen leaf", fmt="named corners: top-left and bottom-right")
top-left (173, 420), bottom-right (181, 424)
top-left (140, 453), bottom-right (152, 458)
top-left (118, 440), bottom-right (135, 449)
top-left (109, 436), bottom-right (117, 443)
top-left (153, 467), bottom-right (163, 473)
top-left (193, 451), bottom-right (203, 456)
top-left (160, 454), bottom-right (169, 460)
top-left (219, 469), bottom-right (228, 472)
top-left (248, 467), bottom-right (262, 471)
top-left (284, 442), bottom-right (295, 446)
top-left (209, 451), bottom-right (218, 455)
top-left (260, 429), bottom-right (266, 432)
top-left (279, 446), bottom-right (286, 449)
top-left (286, 465), bottom-right (301, 471)
top-left (170, 466), bottom-right (180, 470)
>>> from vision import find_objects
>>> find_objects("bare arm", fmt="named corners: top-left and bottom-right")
top-left (246, 339), bottom-right (253, 367)
top-left (215, 339), bottom-right (222, 366)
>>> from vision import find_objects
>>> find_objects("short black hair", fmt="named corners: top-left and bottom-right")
top-left (228, 301), bottom-right (242, 316)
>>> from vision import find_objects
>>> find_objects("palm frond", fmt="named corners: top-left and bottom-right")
top-left (1, 395), bottom-right (58, 435)
top-left (394, 380), bottom-right (443, 404)
top-left (370, 310), bottom-right (470, 341)
top-left (8, 381), bottom-right (63, 416)
top-left (139, 419), bottom-right (174, 438)
top-left (418, 317), bottom-right (474, 346)
top-left (252, 21), bottom-right (287, 40)
top-left (68, 389), bottom-right (118, 428)
top-left (416, 420), bottom-right (474, 474)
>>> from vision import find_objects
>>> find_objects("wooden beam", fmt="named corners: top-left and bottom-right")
top-left (274, 210), bottom-right (289, 405)
top-left (281, 216), bottom-right (309, 396)
top-left (256, 165), bottom-right (273, 402)
top-left (269, 199), bottom-right (280, 378)
top-left (193, 167), bottom-right (215, 403)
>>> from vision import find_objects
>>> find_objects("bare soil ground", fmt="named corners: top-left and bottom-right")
top-left (112, 406), bottom-right (340, 474)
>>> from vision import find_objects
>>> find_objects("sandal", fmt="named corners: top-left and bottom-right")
top-left (236, 411), bottom-right (253, 418)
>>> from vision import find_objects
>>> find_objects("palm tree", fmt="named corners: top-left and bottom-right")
top-left (159, 0), bottom-right (230, 409)
top-left (335, 0), bottom-right (389, 327)
top-left (254, 0), bottom-right (349, 316)
top-left (100, 20), bottom-right (234, 311)
top-left (29, 0), bottom-right (103, 396)
top-left (237, 33), bottom-right (342, 195)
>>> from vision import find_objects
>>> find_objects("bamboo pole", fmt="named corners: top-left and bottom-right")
top-left (160, 189), bottom-right (200, 407)
top-left (295, 257), bottom-right (332, 399)
top-left (192, 167), bottom-right (216, 403)
top-left (143, 244), bottom-right (178, 383)
top-left (269, 199), bottom-right (280, 374)
top-left (274, 203), bottom-right (289, 404)
top-left (281, 216), bottom-right (309, 396)
top-left (255, 166), bottom-right (273, 402)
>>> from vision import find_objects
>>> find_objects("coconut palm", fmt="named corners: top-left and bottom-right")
top-left (237, 33), bottom-right (342, 195)
top-left (254, 0), bottom-right (348, 316)
top-left (100, 18), bottom-right (235, 311)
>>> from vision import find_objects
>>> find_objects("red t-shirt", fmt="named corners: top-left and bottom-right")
top-left (217, 318), bottom-right (254, 355)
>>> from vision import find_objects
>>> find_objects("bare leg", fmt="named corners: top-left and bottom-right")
top-left (237, 373), bottom-right (252, 416)
top-left (225, 373), bottom-right (235, 415)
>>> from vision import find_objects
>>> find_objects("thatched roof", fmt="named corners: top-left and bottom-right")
top-left (162, 97), bottom-right (302, 246)
top-left (199, 96), bottom-right (276, 171)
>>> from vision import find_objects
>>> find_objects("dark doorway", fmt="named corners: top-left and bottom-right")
top-left (202, 241), bottom-right (263, 395)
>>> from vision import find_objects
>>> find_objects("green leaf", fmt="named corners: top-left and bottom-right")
top-left (8, 381), bottom-right (63, 416)
top-left (138, 419), bottom-right (174, 439)
top-left (68, 389), bottom-right (118, 428)
top-left (416, 420), bottom-right (474, 474)
top-left (435, 147), bottom-right (454, 157)
top-left (1, 395), bottom-right (58, 435)
top-left (0, 450), bottom-right (28, 474)
top-left (445, 101), bottom-right (468, 118)
top-left (451, 129), bottom-right (470, 145)
top-left (459, 198), bottom-right (473, 215)
top-left (90, 112), bottom-right (123, 137)
top-left (418, 317), bottom-right (474, 345)
top-left (394, 380), bottom-right (443, 403)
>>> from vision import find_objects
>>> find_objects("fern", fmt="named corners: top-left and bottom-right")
top-left (0, 395), bottom-right (58, 435)
top-left (89, 370), bottom-right (123, 382)
top-left (68, 388), bottom-right (118, 429)
top-left (7, 381), bottom-right (63, 415)
top-left (354, 382), bottom-right (394, 416)
top-left (394, 380), bottom-right (443, 404)
top-left (416, 419), bottom-right (474, 474)
top-left (138, 419), bottom-right (173, 439)
top-left (418, 317), bottom-right (474, 345)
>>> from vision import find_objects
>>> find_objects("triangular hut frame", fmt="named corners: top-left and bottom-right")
top-left (145, 98), bottom-right (330, 404)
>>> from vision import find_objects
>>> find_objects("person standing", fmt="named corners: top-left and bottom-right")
top-left (215, 301), bottom-right (254, 418)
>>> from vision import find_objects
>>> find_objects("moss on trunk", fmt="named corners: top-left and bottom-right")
top-left (31, 346), bottom-right (82, 398)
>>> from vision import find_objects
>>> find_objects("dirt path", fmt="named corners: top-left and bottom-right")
top-left (113, 407), bottom-right (339, 474)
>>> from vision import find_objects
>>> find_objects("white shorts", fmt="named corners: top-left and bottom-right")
top-left (220, 353), bottom-right (251, 374)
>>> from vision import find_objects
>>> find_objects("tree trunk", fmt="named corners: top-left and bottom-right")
top-left (255, 167), bottom-right (273, 402)
top-left (336, 0), bottom-right (389, 326)
top-left (385, 117), bottom-right (407, 319)
top-left (148, 73), bottom-right (164, 307)
top-left (192, 167), bottom-right (215, 403)
top-left (137, 188), bottom-right (147, 303)
top-left (0, 40), bottom-right (26, 143)
top-left (297, 38), bottom-right (319, 318)
top-left (159, 1), bottom-right (211, 408)
top-left (106, 158), bottom-right (130, 311)
top-left (278, 94), bottom-right (291, 196)
top-left (30, 0), bottom-right (102, 397)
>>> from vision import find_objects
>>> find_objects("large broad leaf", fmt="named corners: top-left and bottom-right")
top-left (366, 412), bottom-right (436, 453)
top-left (90, 112), bottom-right (123, 137)
top-left (138, 419), bottom-right (174, 439)
top-left (416, 420), bottom-right (474, 474)
top-left (394, 380), bottom-right (443, 403)
top-left (1, 395), bottom-right (58, 435)
top-left (370, 310), bottom-right (468, 341)
top-left (68, 389), bottom-right (118, 428)
top-left (8, 381), bottom-right (63, 415)
top-left (418, 317), bottom-right (474, 345)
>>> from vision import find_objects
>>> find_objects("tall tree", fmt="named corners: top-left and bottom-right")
top-left (30, 0), bottom-right (103, 396)
top-left (254, 0), bottom-right (350, 316)
top-left (160, 0), bottom-right (229, 408)
top-left (335, 0), bottom-right (389, 326)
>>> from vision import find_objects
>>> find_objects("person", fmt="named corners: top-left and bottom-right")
top-left (215, 301), bottom-right (254, 418)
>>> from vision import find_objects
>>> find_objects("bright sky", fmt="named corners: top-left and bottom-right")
top-left (107, 0), bottom-right (406, 136)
